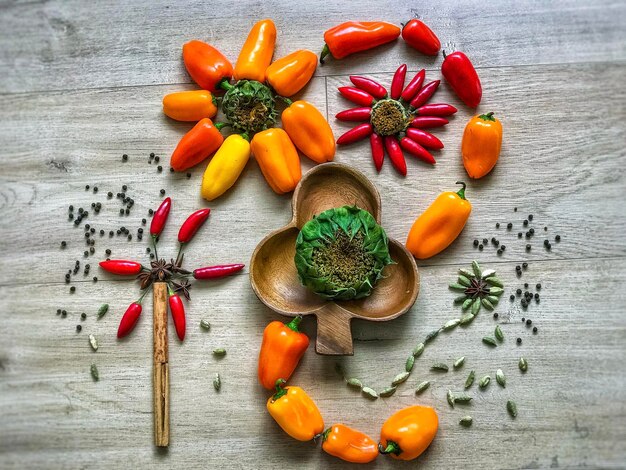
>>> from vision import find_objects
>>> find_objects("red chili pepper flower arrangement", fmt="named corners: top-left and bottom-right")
top-left (99, 198), bottom-right (244, 340)
top-left (335, 64), bottom-right (458, 175)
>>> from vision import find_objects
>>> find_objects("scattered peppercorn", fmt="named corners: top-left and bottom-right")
top-left (521, 317), bottom-right (525, 322)
top-left (70, 286), bottom-right (76, 293)
top-left (93, 186), bottom-right (98, 193)
top-left (526, 319), bottom-right (532, 326)
top-left (473, 239), bottom-right (478, 247)
top-left (105, 249), bottom-right (111, 255)
top-left (109, 231), bottom-right (114, 237)
top-left (62, 310), bottom-right (67, 317)
top-left (150, 152), bottom-right (155, 158)
top-left (507, 223), bottom-right (512, 229)
top-left (478, 244), bottom-right (483, 250)
top-left (528, 214), bottom-right (533, 221)
top-left (61, 241), bottom-right (67, 248)
top-left (57, 309), bottom-right (62, 315)
top-left (536, 283), bottom-right (541, 289)
top-left (533, 326), bottom-right (538, 334)
top-left (516, 288), bottom-right (522, 295)
top-left (89, 247), bottom-right (95, 254)
top-left (493, 312), bottom-right (499, 319)
top-left (517, 337), bottom-right (522, 344)
top-left (496, 223), bottom-right (500, 228)
top-left (482, 238), bottom-right (488, 245)
top-left (122, 154), bottom-right (128, 161)
top-left (510, 294), bottom-right (515, 301)
top-left (170, 167), bottom-right (175, 173)
top-left (160, 189), bottom-right (165, 195)
top-left (83, 251), bottom-right (88, 257)
top-left (518, 232), bottom-right (522, 238)
top-left (521, 299), bottom-right (528, 308)
top-left (76, 325), bottom-right (82, 332)
top-left (514, 207), bottom-right (517, 212)
top-left (127, 234), bottom-right (132, 241)
top-left (119, 209), bottom-right (124, 215)
top-left (526, 244), bottom-right (531, 251)
top-left (523, 220), bottom-right (528, 226)
top-left (155, 156), bottom-right (160, 163)
top-left (85, 185), bottom-right (90, 190)
top-left (529, 228), bottom-right (535, 235)
top-left (148, 209), bottom-right (154, 216)
top-left (157, 165), bottom-right (163, 172)
top-left (93, 277), bottom-right (98, 282)
top-left (522, 262), bottom-right (528, 269)
top-left (555, 235), bottom-right (561, 242)
top-left (497, 249), bottom-right (502, 256)
top-left (186, 173), bottom-right (192, 178)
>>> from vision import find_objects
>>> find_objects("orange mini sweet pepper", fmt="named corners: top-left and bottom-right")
top-left (258, 316), bottom-right (309, 390)
top-left (234, 19), bottom-right (276, 82)
top-left (170, 118), bottom-right (225, 172)
top-left (406, 182), bottom-right (472, 259)
top-left (162, 90), bottom-right (217, 122)
top-left (266, 49), bottom-right (317, 97)
top-left (182, 40), bottom-right (233, 92)
top-left (281, 100), bottom-right (335, 164)
top-left (266, 379), bottom-right (324, 441)
top-left (251, 128), bottom-right (301, 194)
top-left (462, 112), bottom-right (503, 179)
top-left (379, 405), bottom-right (439, 461)
top-left (322, 424), bottom-right (378, 463)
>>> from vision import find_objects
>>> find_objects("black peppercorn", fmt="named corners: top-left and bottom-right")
top-left (525, 232), bottom-right (531, 239)
top-left (122, 154), bottom-right (128, 161)
top-left (150, 152), bottom-right (155, 158)
top-left (516, 265), bottom-right (521, 272)
top-left (186, 172), bottom-right (192, 178)
top-left (160, 189), bottom-right (165, 195)
top-left (62, 310), bottom-right (67, 317)
top-left (496, 223), bottom-right (500, 228)
top-left (555, 234), bottom-right (561, 242)
top-left (507, 223), bottom-right (512, 229)
top-left (497, 249), bottom-right (503, 255)
top-left (57, 309), bottom-right (62, 315)
top-left (70, 286), bottom-right (76, 293)
top-left (523, 219), bottom-right (528, 226)
top-left (526, 244), bottom-right (531, 251)
top-left (514, 207), bottom-right (518, 212)
top-left (493, 312), bottom-right (499, 319)
top-left (536, 283), bottom-right (541, 289)
top-left (155, 156), bottom-right (160, 163)
top-left (76, 325), bottom-right (82, 332)
top-left (473, 239), bottom-right (479, 246)
top-left (529, 228), bottom-right (535, 235)
top-left (138, 228), bottom-right (143, 234)
top-left (518, 232), bottom-right (522, 238)
top-left (482, 238), bottom-right (488, 245)
top-left (148, 209), bottom-right (154, 216)
top-left (61, 241), bottom-right (67, 248)
top-left (516, 288), bottom-right (522, 295)
top-left (170, 167), bottom-right (175, 173)
top-left (510, 294), bottom-right (515, 301)
top-left (522, 262), bottom-right (528, 269)
top-left (546, 243), bottom-right (552, 250)
top-left (478, 244), bottom-right (483, 250)
top-left (517, 337), bottom-right (522, 344)
top-left (93, 186), bottom-right (98, 193)
top-left (85, 185), bottom-right (90, 190)
top-left (90, 228), bottom-right (95, 234)
top-left (99, 230), bottom-right (104, 236)
top-left (83, 251), bottom-right (88, 257)
top-left (533, 326), bottom-right (538, 334)
top-left (125, 208), bottom-right (130, 215)
top-left (544, 239), bottom-right (549, 246)
top-left (89, 247), bottom-right (95, 254)
top-left (81, 313), bottom-right (87, 320)
top-left (119, 209), bottom-right (124, 215)
top-left (146, 247), bottom-right (151, 253)
top-left (127, 234), bottom-right (132, 241)
top-left (69, 213), bottom-right (74, 220)
top-left (521, 317), bottom-right (525, 322)
top-left (105, 249), bottom-right (111, 256)
top-left (93, 277), bottom-right (98, 282)
top-left (526, 319), bottom-right (532, 326)
top-left (157, 165), bottom-right (163, 172)
top-left (524, 283), bottom-right (529, 288)
top-left (501, 245), bottom-right (506, 251)
top-left (521, 299), bottom-right (528, 308)
top-left (109, 231), bottom-right (114, 237)
top-left (528, 214), bottom-right (533, 221)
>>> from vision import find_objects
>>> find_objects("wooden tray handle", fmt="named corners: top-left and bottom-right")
top-left (314, 304), bottom-right (354, 356)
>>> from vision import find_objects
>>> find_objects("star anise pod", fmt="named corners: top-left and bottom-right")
top-left (137, 271), bottom-right (153, 290)
top-left (170, 258), bottom-right (191, 275)
top-left (151, 258), bottom-right (173, 281)
top-left (172, 280), bottom-right (192, 301)
top-left (449, 261), bottom-right (504, 316)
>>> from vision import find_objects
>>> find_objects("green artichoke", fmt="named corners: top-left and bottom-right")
top-left (221, 79), bottom-right (277, 135)
top-left (295, 206), bottom-right (393, 300)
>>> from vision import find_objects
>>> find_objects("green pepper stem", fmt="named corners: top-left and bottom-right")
top-left (320, 427), bottom-right (332, 442)
top-left (455, 181), bottom-right (467, 200)
top-left (478, 112), bottom-right (496, 121)
top-left (278, 95), bottom-right (293, 107)
top-left (285, 315), bottom-right (303, 332)
top-left (442, 50), bottom-right (447, 59)
top-left (176, 243), bottom-right (185, 266)
top-left (137, 289), bottom-right (150, 304)
top-left (271, 378), bottom-right (288, 402)
top-left (319, 44), bottom-right (330, 64)
top-left (214, 122), bottom-right (230, 131)
top-left (219, 79), bottom-right (233, 91)
top-left (240, 132), bottom-right (250, 142)
top-left (151, 234), bottom-right (159, 261)
top-left (378, 441), bottom-right (401, 455)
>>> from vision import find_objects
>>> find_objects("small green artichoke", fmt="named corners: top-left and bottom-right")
top-left (221, 79), bottom-right (277, 135)
top-left (295, 206), bottom-right (393, 300)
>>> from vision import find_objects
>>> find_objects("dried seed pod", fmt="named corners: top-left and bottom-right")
top-left (213, 372), bottom-right (221, 391)
top-left (460, 312), bottom-right (474, 324)
top-left (361, 387), bottom-right (379, 400)
top-left (97, 304), bottom-right (109, 319)
top-left (90, 363), bottom-right (99, 381)
top-left (415, 381), bottom-right (430, 394)
top-left (460, 416), bottom-right (473, 427)
top-left (488, 286), bottom-right (504, 296)
top-left (481, 269), bottom-right (496, 279)
top-left (458, 268), bottom-right (475, 279)
top-left (89, 334), bottom-right (98, 351)
top-left (446, 389), bottom-right (455, 408)
top-left (495, 325), bottom-right (504, 342)
top-left (458, 275), bottom-right (471, 287)
top-left (496, 369), bottom-right (506, 388)
top-left (472, 260), bottom-right (482, 278)
top-left (481, 298), bottom-right (494, 310)
top-left (453, 356), bottom-right (465, 369)
top-left (443, 319), bottom-right (460, 331)
top-left (406, 355), bottom-right (415, 372)
top-left (346, 378), bottom-right (363, 389)
top-left (507, 400), bottom-right (518, 418)
top-left (465, 370), bottom-right (475, 389)
top-left (413, 343), bottom-right (425, 357)
top-left (485, 276), bottom-right (503, 287)
top-left (479, 375), bottom-right (491, 389)
top-left (425, 329), bottom-right (440, 343)
top-left (200, 319), bottom-right (211, 330)
top-left (454, 393), bottom-right (473, 403)
top-left (471, 298), bottom-right (481, 315)
top-left (430, 363), bottom-right (449, 372)
top-left (462, 298), bottom-right (473, 311)
top-left (392, 372), bottom-right (410, 386)
top-left (519, 357), bottom-right (528, 372)
top-left (379, 386), bottom-right (397, 397)
top-left (449, 283), bottom-right (467, 291)
top-left (213, 348), bottom-right (226, 357)
top-left (482, 336), bottom-right (497, 347)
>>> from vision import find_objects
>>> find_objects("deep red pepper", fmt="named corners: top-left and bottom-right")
top-left (405, 128), bottom-right (444, 150)
top-left (402, 19), bottom-right (441, 56)
top-left (178, 208), bottom-right (211, 244)
top-left (399, 137), bottom-right (436, 164)
top-left (383, 136), bottom-right (406, 176)
top-left (320, 21), bottom-right (401, 63)
top-left (441, 51), bottom-right (482, 107)
top-left (415, 103), bottom-right (457, 117)
top-left (150, 197), bottom-right (172, 237)
top-left (338, 87), bottom-right (375, 107)
top-left (410, 116), bottom-right (449, 129)
top-left (336, 123), bottom-right (373, 145)
top-left (409, 80), bottom-right (440, 109)
top-left (401, 69), bottom-right (425, 102)
top-left (335, 107), bottom-right (372, 122)
top-left (117, 301), bottom-right (143, 338)
top-left (370, 133), bottom-right (384, 172)
top-left (193, 264), bottom-right (245, 279)
top-left (349, 76), bottom-right (387, 99)
top-left (168, 286), bottom-right (186, 341)
top-left (390, 64), bottom-right (407, 100)
top-left (99, 259), bottom-right (142, 276)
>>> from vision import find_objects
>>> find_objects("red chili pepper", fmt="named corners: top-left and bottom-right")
top-left (349, 76), bottom-right (387, 99)
top-left (193, 264), bottom-right (245, 279)
top-left (150, 197), bottom-right (172, 237)
top-left (401, 69), bottom-right (425, 102)
top-left (441, 51), bottom-right (482, 107)
top-left (168, 287), bottom-right (186, 341)
top-left (405, 128), bottom-right (444, 150)
top-left (99, 259), bottom-right (142, 276)
top-left (390, 64), bottom-right (407, 100)
top-left (402, 19), bottom-right (441, 56)
top-left (335, 107), bottom-right (372, 122)
top-left (370, 133), bottom-right (384, 172)
top-left (409, 80), bottom-right (440, 109)
top-left (399, 137), bottom-right (436, 164)
top-left (415, 103), bottom-right (457, 117)
top-left (117, 301), bottom-right (143, 338)
top-left (410, 116), bottom-right (449, 129)
top-left (178, 208), bottom-right (211, 244)
top-left (338, 87), bottom-right (375, 107)
top-left (336, 123), bottom-right (373, 145)
top-left (383, 136), bottom-right (406, 176)
top-left (320, 21), bottom-right (401, 63)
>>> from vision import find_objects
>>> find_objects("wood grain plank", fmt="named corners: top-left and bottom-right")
top-left (0, 0), bottom-right (624, 93)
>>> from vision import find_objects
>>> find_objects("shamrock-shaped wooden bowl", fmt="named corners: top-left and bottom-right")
top-left (250, 163), bottom-right (419, 355)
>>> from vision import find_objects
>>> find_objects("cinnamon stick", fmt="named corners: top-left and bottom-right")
top-left (153, 282), bottom-right (169, 447)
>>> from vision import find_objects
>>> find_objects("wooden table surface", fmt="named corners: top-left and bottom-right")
top-left (1, 1), bottom-right (625, 468)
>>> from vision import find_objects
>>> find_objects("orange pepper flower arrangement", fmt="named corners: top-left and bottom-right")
top-left (163, 19), bottom-right (335, 200)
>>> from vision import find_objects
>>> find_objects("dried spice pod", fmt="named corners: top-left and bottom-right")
top-left (507, 400), bottom-right (518, 418)
top-left (347, 378), bottom-right (363, 389)
top-left (361, 387), bottom-right (379, 400)
top-left (464, 370), bottom-right (475, 389)
top-left (519, 357), bottom-right (528, 372)
top-left (459, 416), bottom-right (473, 427)
top-left (415, 381), bottom-right (430, 394)
top-left (479, 375), bottom-right (491, 389)
top-left (379, 386), bottom-right (397, 397)
top-left (430, 363), bottom-right (449, 372)
top-left (496, 369), bottom-right (506, 388)
top-left (392, 372), bottom-right (410, 386)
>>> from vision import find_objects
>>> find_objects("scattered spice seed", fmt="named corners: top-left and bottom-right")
top-left (555, 234), bottom-right (561, 242)
top-left (70, 286), bottom-right (76, 293)
top-left (346, 378), bottom-right (362, 389)
top-left (392, 372), bottom-right (410, 386)
top-left (361, 387), bottom-right (379, 400)
top-left (443, 319), bottom-right (460, 331)
top-left (425, 329), bottom-right (440, 343)
top-left (479, 375), bottom-right (491, 389)
top-left (482, 336), bottom-right (497, 347)
top-left (200, 319), bottom-right (211, 330)
top-left (213, 348), bottom-right (226, 357)
top-left (430, 363), bottom-right (449, 372)
top-left (405, 355), bottom-right (415, 372)
top-left (446, 390), bottom-right (455, 408)
top-left (76, 324), bottom-right (82, 332)
top-left (460, 416), bottom-right (473, 427)
top-left (453, 357), bottom-right (465, 369)
top-left (519, 357), bottom-right (528, 372)
top-left (533, 326), bottom-right (538, 334)
top-left (81, 313), bottom-right (87, 320)
top-left (495, 325), bottom-right (504, 342)
top-left (88, 334), bottom-right (98, 351)
top-left (496, 369), bottom-right (506, 387)
top-left (413, 343), bottom-right (425, 357)
top-left (507, 400), bottom-right (518, 418)
top-left (379, 386), bottom-right (397, 397)
top-left (517, 337), bottom-right (522, 345)
top-left (454, 393), bottom-right (473, 403)
top-left (415, 381), bottom-right (430, 394)
top-left (465, 370), bottom-right (475, 389)
top-left (213, 373), bottom-right (221, 391)
top-left (90, 363), bottom-right (99, 381)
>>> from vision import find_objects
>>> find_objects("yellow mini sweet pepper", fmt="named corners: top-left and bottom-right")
top-left (266, 379), bottom-right (324, 441)
top-left (162, 90), bottom-right (217, 122)
top-left (251, 128), bottom-right (301, 194)
top-left (201, 134), bottom-right (250, 201)
top-left (266, 50), bottom-right (317, 97)
top-left (281, 100), bottom-right (335, 164)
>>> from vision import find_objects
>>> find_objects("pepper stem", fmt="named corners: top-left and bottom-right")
top-left (442, 50), bottom-right (447, 59)
top-left (214, 122), bottom-right (230, 131)
top-left (277, 95), bottom-right (293, 107)
top-left (378, 441), bottom-right (402, 455)
top-left (478, 112), bottom-right (496, 121)
top-left (218, 78), bottom-right (233, 91)
top-left (455, 181), bottom-right (467, 200)
top-left (240, 132), bottom-right (250, 142)
top-left (271, 378), bottom-right (288, 402)
top-left (285, 315), bottom-right (303, 332)
top-left (319, 44), bottom-right (330, 64)
top-left (151, 234), bottom-right (159, 261)
top-left (137, 288), bottom-right (150, 304)
top-left (176, 243), bottom-right (185, 266)
top-left (320, 427), bottom-right (332, 442)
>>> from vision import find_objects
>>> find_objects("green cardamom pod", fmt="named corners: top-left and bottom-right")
top-left (462, 298), bottom-right (473, 311)
top-left (346, 378), bottom-right (363, 389)
top-left (447, 389), bottom-right (455, 408)
top-left (481, 269), bottom-right (496, 279)
top-left (460, 312), bottom-right (474, 325)
top-left (454, 294), bottom-right (468, 304)
top-left (453, 356), bottom-right (465, 369)
top-left (495, 325), bottom-right (504, 342)
top-left (200, 319), bottom-right (211, 330)
top-left (459, 416), bottom-right (473, 427)
top-left (213, 372), bottom-right (221, 391)
top-left (454, 393), bottom-right (473, 403)
top-left (413, 343), bottom-right (425, 357)
top-left (486, 295), bottom-right (499, 304)
top-left (392, 372), bottom-right (410, 386)
top-left (485, 276), bottom-right (503, 287)
top-left (379, 386), bottom-right (397, 397)
top-left (488, 286), bottom-right (504, 296)
top-left (213, 348), bottom-right (226, 357)
top-left (443, 319), bottom-right (460, 331)
top-left (496, 369), bottom-right (506, 387)
top-left (431, 363), bottom-right (449, 372)
top-left (425, 329), bottom-right (440, 343)
top-left (459, 268), bottom-right (475, 279)
top-left (88, 334), bottom-right (98, 352)
top-left (415, 381), bottom-right (430, 394)
top-left (482, 336), bottom-right (497, 347)
top-left (97, 304), bottom-right (109, 319)
top-left (449, 283), bottom-right (467, 291)
top-left (465, 370), bottom-right (475, 389)
top-left (90, 363), bottom-right (99, 381)
top-left (458, 275), bottom-right (471, 287)
top-left (406, 355), bottom-right (415, 372)
top-left (519, 357), bottom-right (528, 372)
top-left (481, 298), bottom-right (494, 310)
top-left (471, 298), bottom-right (481, 315)
top-left (472, 260), bottom-right (482, 278)
top-left (479, 375), bottom-right (491, 388)
top-left (507, 400), bottom-right (518, 418)
top-left (361, 387), bottom-right (378, 400)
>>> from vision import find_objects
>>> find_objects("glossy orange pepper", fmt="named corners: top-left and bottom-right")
top-left (162, 90), bottom-right (217, 122)
top-left (462, 112), bottom-right (503, 179)
top-left (251, 128), bottom-right (301, 194)
top-left (281, 100), bottom-right (335, 164)
top-left (379, 405), bottom-right (439, 461)
top-left (170, 118), bottom-right (225, 172)
top-left (320, 21), bottom-right (401, 63)
top-left (266, 50), bottom-right (317, 97)
top-left (234, 19), bottom-right (276, 82)
top-left (258, 316), bottom-right (309, 390)
top-left (182, 40), bottom-right (233, 92)
top-left (406, 182), bottom-right (472, 259)
top-left (322, 424), bottom-right (378, 463)
top-left (266, 379), bottom-right (324, 441)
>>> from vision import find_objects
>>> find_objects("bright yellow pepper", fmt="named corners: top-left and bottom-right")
top-left (201, 134), bottom-right (250, 201)
top-left (251, 128), bottom-right (301, 194)
top-left (462, 112), bottom-right (503, 179)
top-left (266, 379), bottom-right (324, 441)
top-left (266, 50), bottom-right (317, 97)
top-left (282, 100), bottom-right (335, 164)
top-left (234, 19), bottom-right (276, 82)
top-left (162, 90), bottom-right (217, 122)
top-left (406, 182), bottom-right (472, 259)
